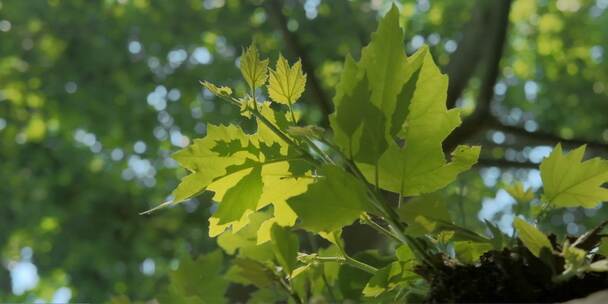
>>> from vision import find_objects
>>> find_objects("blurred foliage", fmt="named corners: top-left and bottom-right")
top-left (1, 0), bottom-right (608, 302)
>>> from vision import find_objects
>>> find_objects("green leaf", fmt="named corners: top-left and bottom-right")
top-left (200, 80), bottom-right (233, 97)
top-left (267, 54), bottom-right (306, 105)
top-left (359, 48), bottom-right (480, 195)
top-left (239, 43), bottom-right (269, 90)
top-left (599, 237), bottom-right (608, 257)
top-left (270, 223), bottom-right (299, 275)
top-left (215, 212), bottom-right (275, 261)
top-left (161, 251), bottom-right (228, 304)
top-left (329, 6), bottom-right (423, 162)
top-left (287, 165), bottom-right (370, 232)
top-left (165, 124), bottom-right (254, 206)
top-left (359, 4), bottom-right (412, 133)
top-left (562, 243), bottom-right (587, 271)
top-left (397, 193), bottom-right (451, 236)
top-left (213, 166), bottom-right (263, 224)
top-left (362, 261), bottom-right (406, 297)
top-left (514, 218), bottom-right (553, 257)
top-left (227, 257), bottom-right (277, 288)
top-left (454, 241), bottom-right (493, 264)
top-left (540, 144), bottom-right (608, 208)
top-left (248, 287), bottom-right (288, 303)
top-left (485, 220), bottom-right (506, 250)
top-left (505, 181), bottom-right (535, 203)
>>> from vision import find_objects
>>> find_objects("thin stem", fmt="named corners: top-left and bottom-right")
top-left (535, 201), bottom-right (554, 224)
top-left (345, 256), bottom-right (378, 274)
top-left (303, 137), bottom-right (335, 165)
top-left (277, 277), bottom-right (302, 304)
top-left (321, 271), bottom-right (336, 302)
top-left (287, 101), bottom-right (297, 126)
top-left (361, 214), bottom-right (401, 243)
top-left (315, 256), bottom-right (377, 274)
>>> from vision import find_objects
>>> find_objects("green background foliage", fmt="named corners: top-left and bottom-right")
top-left (2, 0), bottom-right (608, 302)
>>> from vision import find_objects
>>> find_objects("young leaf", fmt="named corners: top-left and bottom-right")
top-left (270, 223), bottom-right (299, 275)
top-left (200, 80), bottom-right (233, 97)
top-left (160, 251), bottom-right (228, 304)
top-left (454, 241), bottom-right (493, 264)
top-left (267, 54), bottom-right (306, 105)
top-left (514, 218), bottom-right (553, 257)
top-left (240, 44), bottom-right (269, 90)
top-left (540, 144), bottom-right (608, 208)
top-left (287, 165), bottom-right (371, 232)
top-left (505, 181), bottom-right (535, 204)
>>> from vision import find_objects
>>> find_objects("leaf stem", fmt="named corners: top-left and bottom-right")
top-left (314, 256), bottom-right (378, 274)
top-left (360, 213), bottom-right (401, 243)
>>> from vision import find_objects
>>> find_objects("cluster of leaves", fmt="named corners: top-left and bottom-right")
top-left (152, 6), bottom-right (608, 303)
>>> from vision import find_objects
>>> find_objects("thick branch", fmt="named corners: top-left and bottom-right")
top-left (265, 0), bottom-right (333, 126)
top-left (446, 0), bottom-right (495, 109)
top-left (487, 118), bottom-right (608, 151)
top-left (476, 157), bottom-right (538, 169)
top-left (444, 0), bottom-right (513, 152)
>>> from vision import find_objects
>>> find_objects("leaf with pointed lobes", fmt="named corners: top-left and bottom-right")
top-left (239, 43), bottom-right (269, 90)
top-left (540, 144), bottom-right (608, 208)
top-left (267, 54), bottom-right (306, 105)
top-left (200, 80), bottom-right (232, 97)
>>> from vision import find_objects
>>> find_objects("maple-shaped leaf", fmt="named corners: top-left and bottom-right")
top-left (240, 43), bottom-right (269, 90)
top-left (540, 144), bottom-right (608, 208)
top-left (357, 48), bottom-right (479, 195)
top-left (330, 5), bottom-right (424, 160)
top-left (169, 124), bottom-right (255, 205)
top-left (287, 165), bottom-right (371, 233)
top-left (267, 54), bottom-right (306, 105)
top-left (505, 181), bottom-right (535, 204)
top-left (329, 4), bottom-right (478, 192)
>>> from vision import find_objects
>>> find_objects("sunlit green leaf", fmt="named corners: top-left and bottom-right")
top-left (287, 165), bottom-right (371, 232)
top-left (239, 43), bottom-right (269, 90)
top-left (267, 54), bottom-right (306, 105)
top-left (540, 144), bottom-right (608, 208)
top-left (514, 218), bottom-right (553, 257)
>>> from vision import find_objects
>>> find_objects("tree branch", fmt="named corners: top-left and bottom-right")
top-left (487, 118), bottom-right (608, 151)
top-left (265, 0), bottom-right (333, 126)
top-left (446, 0), bottom-right (496, 109)
top-left (476, 157), bottom-right (538, 169)
top-left (444, 0), bottom-right (513, 152)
